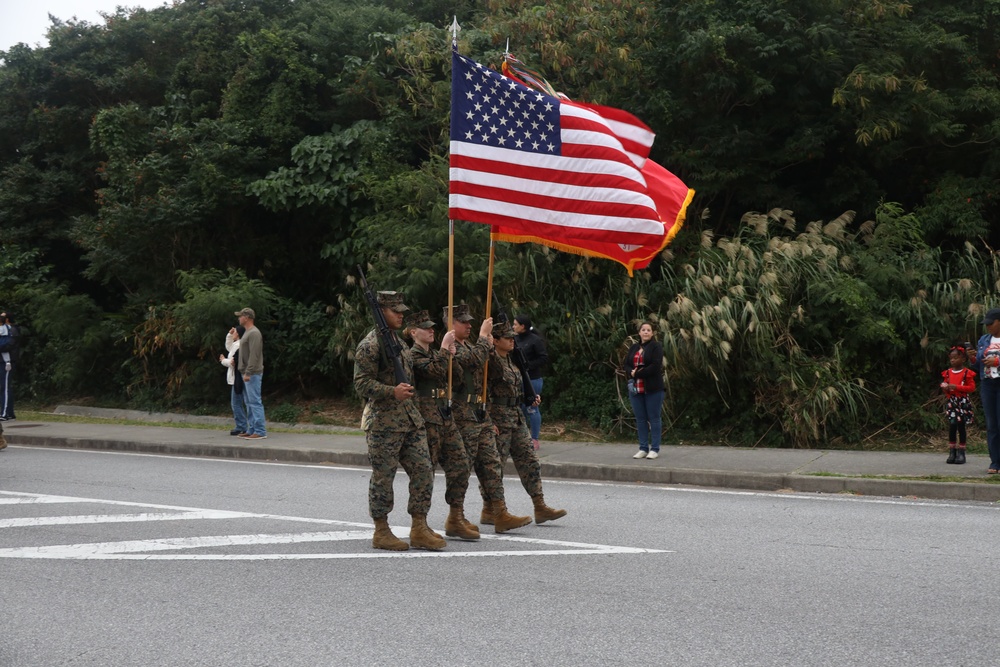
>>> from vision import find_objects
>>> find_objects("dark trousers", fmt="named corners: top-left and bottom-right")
top-left (980, 379), bottom-right (1000, 468)
top-left (0, 364), bottom-right (13, 420)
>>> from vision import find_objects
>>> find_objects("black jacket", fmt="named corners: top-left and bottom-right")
top-left (623, 340), bottom-right (664, 393)
top-left (514, 329), bottom-right (548, 380)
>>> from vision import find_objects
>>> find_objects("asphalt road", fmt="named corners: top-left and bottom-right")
top-left (2, 446), bottom-right (997, 666)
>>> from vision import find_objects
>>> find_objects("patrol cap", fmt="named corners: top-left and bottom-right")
top-left (443, 304), bottom-right (474, 323)
top-left (493, 321), bottom-right (515, 338)
top-left (405, 309), bottom-right (435, 330)
top-left (234, 307), bottom-right (255, 319)
top-left (983, 308), bottom-right (1000, 325)
top-left (377, 291), bottom-right (409, 313)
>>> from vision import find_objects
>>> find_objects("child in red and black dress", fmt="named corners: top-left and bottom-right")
top-left (942, 346), bottom-right (976, 464)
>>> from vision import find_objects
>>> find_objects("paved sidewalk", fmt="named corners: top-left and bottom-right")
top-left (2, 406), bottom-right (999, 502)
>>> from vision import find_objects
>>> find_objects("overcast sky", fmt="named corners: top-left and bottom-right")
top-left (1, 1), bottom-right (171, 52)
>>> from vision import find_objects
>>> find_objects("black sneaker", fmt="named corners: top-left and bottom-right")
top-left (230, 429), bottom-right (245, 436)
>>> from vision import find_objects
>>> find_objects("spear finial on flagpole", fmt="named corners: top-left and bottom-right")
top-left (451, 16), bottom-right (460, 48)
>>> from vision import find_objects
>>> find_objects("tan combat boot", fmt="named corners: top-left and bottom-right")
top-left (480, 499), bottom-right (495, 525)
top-left (445, 505), bottom-right (480, 540)
top-left (0, 435), bottom-right (6, 450)
top-left (372, 517), bottom-right (408, 551)
top-left (409, 514), bottom-right (447, 551)
top-left (532, 494), bottom-right (567, 524)
top-left (492, 499), bottom-right (532, 534)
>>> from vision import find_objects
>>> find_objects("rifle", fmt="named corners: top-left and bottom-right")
top-left (491, 290), bottom-right (537, 407)
top-left (357, 265), bottom-right (407, 385)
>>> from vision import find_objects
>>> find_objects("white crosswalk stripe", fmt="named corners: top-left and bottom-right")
top-left (0, 490), bottom-right (670, 560)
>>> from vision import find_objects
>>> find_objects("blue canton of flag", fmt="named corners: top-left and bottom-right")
top-left (450, 54), bottom-right (562, 155)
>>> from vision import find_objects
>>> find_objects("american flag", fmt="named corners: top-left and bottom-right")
top-left (449, 50), bottom-right (673, 253)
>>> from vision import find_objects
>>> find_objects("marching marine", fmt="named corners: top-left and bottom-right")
top-left (448, 304), bottom-right (532, 533)
top-left (405, 309), bottom-right (480, 540)
top-left (488, 321), bottom-right (567, 524)
top-left (353, 291), bottom-right (446, 551)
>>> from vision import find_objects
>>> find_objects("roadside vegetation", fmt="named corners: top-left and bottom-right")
top-left (2, 0), bottom-right (999, 448)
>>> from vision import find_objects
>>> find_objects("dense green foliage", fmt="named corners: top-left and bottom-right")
top-left (1, 0), bottom-right (999, 445)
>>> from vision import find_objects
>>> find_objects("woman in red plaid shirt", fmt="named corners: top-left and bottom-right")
top-left (624, 322), bottom-right (665, 460)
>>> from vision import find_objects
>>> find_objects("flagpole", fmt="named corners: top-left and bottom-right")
top-left (479, 231), bottom-right (496, 407)
top-left (447, 219), bottom-right (455, 408)
top-left (447, 17), bottom-right (460, 411)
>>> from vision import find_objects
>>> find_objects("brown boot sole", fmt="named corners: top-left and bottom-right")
top-left (494, 515), bottom-right (532, 533)
top-left (535, 509), bottom-right (567, 524)
top-left (372, 540), bottom-right (409, 551)
top-left (410, 538), bottom-right (447, 551)
top-left (445, 527), bottom-right (480, 540)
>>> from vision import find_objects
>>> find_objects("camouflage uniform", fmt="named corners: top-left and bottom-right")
top-left (409, 336), bottom-right (471, 509)
top-left (354, 312), bottom-right (434, 520)
top-left (487, 336), bottom-right (544, 498)
top-left (448, 306), bottom-right (508, 504)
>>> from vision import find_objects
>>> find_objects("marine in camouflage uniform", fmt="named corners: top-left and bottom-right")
top-left (448, 304), bottom-right (532, 533)
top-left (487, 321), bottom-right (567, 524)
top-left (354, 291), bottom-right (445, 551)
top-left (405, 309), bottom-right (479, 540)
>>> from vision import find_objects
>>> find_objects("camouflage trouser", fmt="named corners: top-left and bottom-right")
top-left (455, 419), bottom-right (506, 503)
top-left (492, 420), bottom-right (543, 499)
top-left (366, 428), bottom-right (434, 520)
top-left (426, 419), bottom-right (471, 507)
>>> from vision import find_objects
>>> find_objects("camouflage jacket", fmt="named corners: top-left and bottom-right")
top-left (409, 343), bottom-right (455, 426)
top-left (487, 351), bottom-right (526, 430)
top-left (452, 336), bottom-right (493, 424)
top-left (353, 328), bottom-right (424, 432)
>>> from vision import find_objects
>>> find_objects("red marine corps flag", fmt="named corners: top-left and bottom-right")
top-left (448, 48), bottom-right (693, 274)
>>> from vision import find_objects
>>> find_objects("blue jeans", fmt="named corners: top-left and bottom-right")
top-left (629, 389), bottom-right (664, 452)
top-left (981, 379), bottom-right (1000, 469)
top-left (520, 378), bottom-right (543, 440)
top-left (231, 385), bottom-right (248, 433)
top-left (243, 373), bottom-right (266, 437)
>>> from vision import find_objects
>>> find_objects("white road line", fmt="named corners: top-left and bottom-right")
top-left (0, 490), bottom-right (365, 523)
top-left (0, 530), bottom-right (668, 560)
top-left (0, 490), bottom-right (670, 560)
top-left (83, 549), bottom-right (665, 560)
top-left (0, 509), bottom-right (248, 528)
top-left (0, 496), bottom-right (92, 505)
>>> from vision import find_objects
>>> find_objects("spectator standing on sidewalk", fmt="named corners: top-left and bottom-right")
top-left (219, 325), bottom-right (247, 436)
top-left (0, 312), bottom-right (17, 421)
top-left (624, 321), bottom-right (665, 460)
top-left (235, 308), bottom-right (267, 440)
top-left (513, 314), bottom-right (547, 450)
top-left (970, 308), bottom-right (1000, 474)
top-left (941, 345), bottom-right (975, 465)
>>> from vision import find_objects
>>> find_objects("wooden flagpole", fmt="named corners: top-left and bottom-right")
top-left (447, 17), bottom-right (460, 411)
top-left (480, 232), bottom-right (496, 407)
top-left (447, 219), bottom-right (455, 408)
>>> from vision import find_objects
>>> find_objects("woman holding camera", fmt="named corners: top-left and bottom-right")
top-left (623, 321), bottom-right (664, 460)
